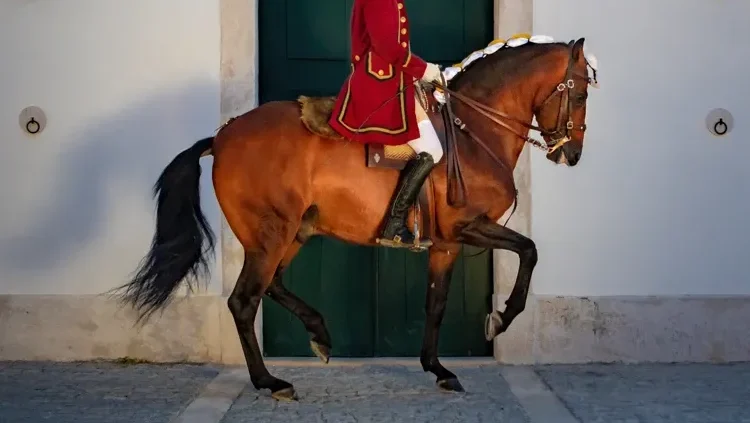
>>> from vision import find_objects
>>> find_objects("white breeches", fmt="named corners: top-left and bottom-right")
top-left (408, 120), bottom-right (444, 163)
top-left (407, 97), bottom-right (444, 163)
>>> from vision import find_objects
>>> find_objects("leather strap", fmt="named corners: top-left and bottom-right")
top-left (440, 72), bottom-right (468, 207)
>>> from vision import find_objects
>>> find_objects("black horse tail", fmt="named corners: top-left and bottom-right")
top-left (115, 137), bottom-right (216, 323)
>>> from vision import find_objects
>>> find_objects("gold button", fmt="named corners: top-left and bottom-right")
top-left (378, 69), bottom-right (384, 76)
top-left (401, 28), bottom-right (407, 35)
top-left (354, 55), bottom-right (360, 61)
top-left (401, 41), bottom-right (407, 48)
top-left (397, 3), bottom-right (403, 9)
top-left (400, 17), bottom-right (406, 23)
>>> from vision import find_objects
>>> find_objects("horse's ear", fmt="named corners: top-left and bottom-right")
top-left (572, 37), bottom-right (586, 60)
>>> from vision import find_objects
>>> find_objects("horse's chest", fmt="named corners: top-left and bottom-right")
top-left (477, 184), bottom-right (517, 221)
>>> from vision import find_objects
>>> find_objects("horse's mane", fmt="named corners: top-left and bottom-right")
top-left (446, 37), bottom-right (569, 93)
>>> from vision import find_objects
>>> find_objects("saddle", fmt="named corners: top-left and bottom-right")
top-left (297, 82), bottom-right (467, 248)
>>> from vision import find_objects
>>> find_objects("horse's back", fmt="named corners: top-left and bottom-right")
top-left (212, 100), bottom-right (318, 166)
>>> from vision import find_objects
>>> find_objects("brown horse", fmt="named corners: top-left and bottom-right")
top-left (116, 37), bottom-right (595, 401)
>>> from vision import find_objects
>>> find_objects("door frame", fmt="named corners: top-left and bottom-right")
top-left (218, 0), bottom-right (533, 361)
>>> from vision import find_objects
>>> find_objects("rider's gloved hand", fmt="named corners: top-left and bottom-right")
top-left (421, 63), bottom-right (442, 83)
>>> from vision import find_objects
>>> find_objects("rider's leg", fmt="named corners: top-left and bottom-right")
top-left (379, 97), bottom-right (444, 247)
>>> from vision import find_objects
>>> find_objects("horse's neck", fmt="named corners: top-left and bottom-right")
top-left (450, 88), bottom-right (534, 173)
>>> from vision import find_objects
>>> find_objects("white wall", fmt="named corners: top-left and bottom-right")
top-left (531, 0), bottom-right (750, 296)
top-left (0, 0), bottom-right (222, 295)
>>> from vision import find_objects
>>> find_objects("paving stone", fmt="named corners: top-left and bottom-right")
top-left (220, 364), bottom-right (530, 423)
top-left (5, 360), bottom-right (750, 423)
top-left (535, 362), bottom-right (750, 423)
top-left (0, 361), bottom-right (220, 423)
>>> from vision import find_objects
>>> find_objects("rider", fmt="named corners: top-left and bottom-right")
top-left (328, 0), bottom-right (444, 249)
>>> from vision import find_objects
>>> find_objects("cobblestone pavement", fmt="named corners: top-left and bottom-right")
top-left (0, 361), bottom-right (220, 423)
top-left (535, 362), bottom-right (750, 423)
top-left (221, 364), bottom-right (529, 423)
top-left (2, 361), bottom-right (750, 423)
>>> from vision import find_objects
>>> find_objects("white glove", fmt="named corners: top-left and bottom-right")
top-left (421, 63), bottom-right (442, 83)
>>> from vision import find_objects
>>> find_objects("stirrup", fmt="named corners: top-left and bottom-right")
top-left (376, 202), bottom-right (432, 252)
top-left (376, 234), bottom-right (433, 252)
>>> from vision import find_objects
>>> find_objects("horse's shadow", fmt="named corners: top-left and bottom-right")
top-left (0, 79), bottom-right (223, 293)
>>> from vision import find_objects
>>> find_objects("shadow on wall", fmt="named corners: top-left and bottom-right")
top-left (0, 79), bottom-right (222, 293)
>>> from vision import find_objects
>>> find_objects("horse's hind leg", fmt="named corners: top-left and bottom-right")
top-left (263, 210), bottom-right (333, 362)
top-left (227, 221), bottom-right (300, 401)
top-left (266, 243), bottom-right (332, 363)
top-left (420, 246), bottom-right (464, 392)
top-left (266, 280), bottom-right (332, 363)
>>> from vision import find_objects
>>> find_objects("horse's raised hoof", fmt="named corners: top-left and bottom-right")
top-left (310, 340), bottom-right (331, 364)
top-left (485, 311), bottom-right (504, 341)
top-left (437, 378), bottom-right (465, 393)
top-left (271, 386), bottom-right (298, 402)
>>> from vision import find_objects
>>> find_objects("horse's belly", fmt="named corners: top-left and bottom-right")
top-left (311, 183), bottom-right (390, 244)
top-left (310, 164), bottom-right (400, 245)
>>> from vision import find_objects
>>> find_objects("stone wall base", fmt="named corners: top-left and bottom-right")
top-left (0, 295), bottom-right (244, 364)
top-left (494, 294), bottom-right (750, 364)
top-left (2, 294), bottom-right (748, 364)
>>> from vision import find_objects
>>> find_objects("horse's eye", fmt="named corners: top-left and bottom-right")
top-left (575, 93), bottom-right (588, 105)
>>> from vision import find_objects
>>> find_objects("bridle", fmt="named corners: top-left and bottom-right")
top-left (431, 40), bottom-right (595, 157)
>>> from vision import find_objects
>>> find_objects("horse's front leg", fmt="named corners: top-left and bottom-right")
top-left (420, 246), bottom-right (463, 392)
top-left (457, 216), bottom-right (538, 340)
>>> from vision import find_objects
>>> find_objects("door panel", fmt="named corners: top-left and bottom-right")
top-left (260, 0), bottom-right (494, 357)
top-left (375, 246), bottom-right (492, 356)
top-left (286, 0), bottom-right (351, 60)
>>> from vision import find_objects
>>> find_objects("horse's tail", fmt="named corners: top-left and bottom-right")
top-left (115, 137), bottom-right (216, 323)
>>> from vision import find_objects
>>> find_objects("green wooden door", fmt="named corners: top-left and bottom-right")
top-left (260, 0), bottom-right (494, 357)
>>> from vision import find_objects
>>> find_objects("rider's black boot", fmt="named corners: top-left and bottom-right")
top-left (378, 152), bottom-right (436, 249)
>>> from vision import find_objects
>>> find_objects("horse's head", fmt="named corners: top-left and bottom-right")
top-left (437, 35), bottom-right (598, 168)
top-left (532, 38), bottom-right (596, 167)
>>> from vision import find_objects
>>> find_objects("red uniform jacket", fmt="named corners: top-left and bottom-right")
top-left (328, 0), bottom-right (428, 146)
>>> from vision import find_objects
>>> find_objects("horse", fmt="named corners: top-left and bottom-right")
top-left (115, 36), bottom-right (595, 401)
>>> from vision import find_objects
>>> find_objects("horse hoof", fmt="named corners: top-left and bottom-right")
top-left (437, 378), bottom-right (465, 393)
top-left (271, 387), bottom-right (298, 402)
top-left (484, 312), bottom-right (504, 341)
top-left (310, 340), bottom-right (331, 364)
